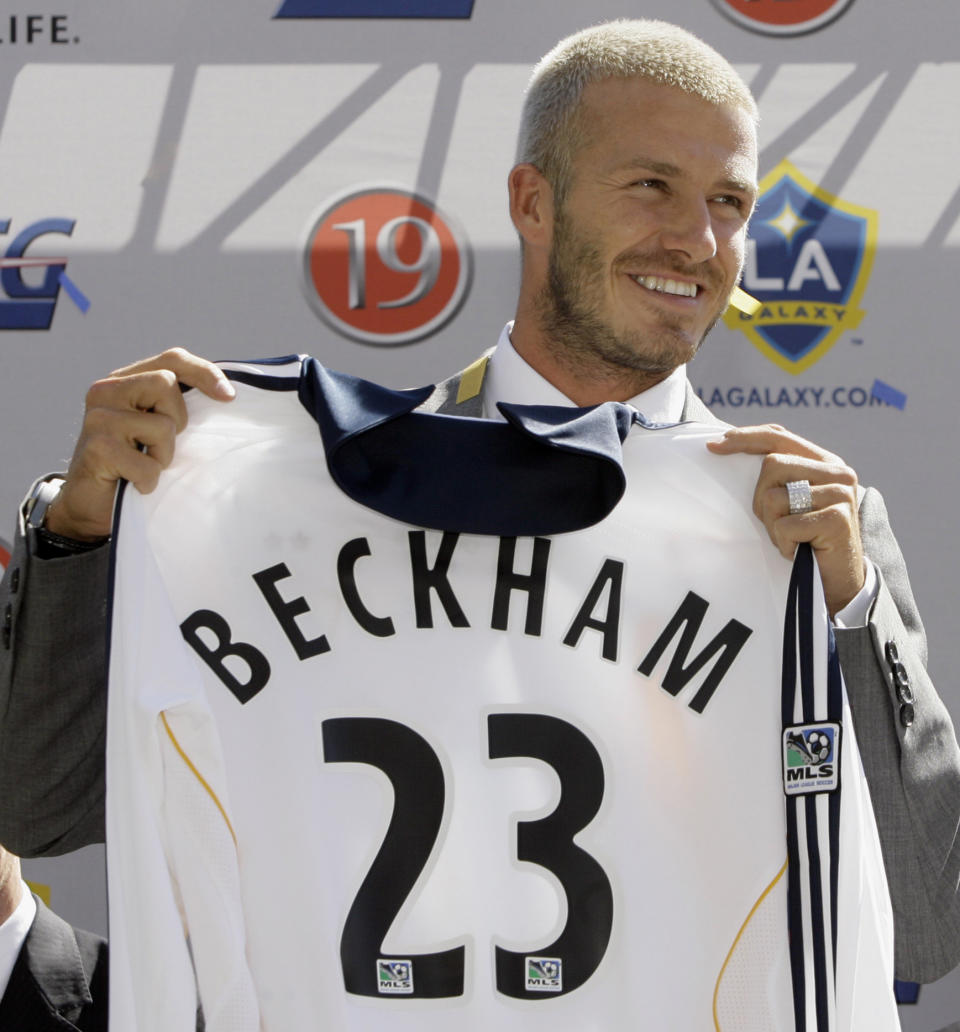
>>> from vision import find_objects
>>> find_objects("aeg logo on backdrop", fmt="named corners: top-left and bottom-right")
top-left (275, 0), bottom-right (473, 17)
top-left (710, 0), bottom-right (855, 36)
top-left (0, 218), bottom-right (90, 330)
top-left (302, 187), bottom-right (471, 346)
top-left (723, 160), bottom-right (877, 374)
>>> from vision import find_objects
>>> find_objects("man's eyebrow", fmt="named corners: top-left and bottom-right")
top-left (717, 177), bottom-right (758, 196)
top-left (614, 156), bottom-right (682, 177)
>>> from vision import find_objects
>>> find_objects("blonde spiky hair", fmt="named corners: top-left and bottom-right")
top-left (517, 20), bottom-right (758, 202)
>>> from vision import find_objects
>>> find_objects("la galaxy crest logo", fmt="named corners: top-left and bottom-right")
top-left (724, 160), bottom-right (877, 374)
top-left (782, 722), bottom-right (841, 795)
top-left (377, 959), bottom-right (413, 994)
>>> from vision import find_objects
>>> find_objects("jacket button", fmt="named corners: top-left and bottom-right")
top-left (8, 568), bottom-right (18, 594)
top-left (900, 703), bottom-right (915, 728)
top-left (890, 661), bottom-right (914, 703)
top-left (885, 640), bottom-right (900, 665)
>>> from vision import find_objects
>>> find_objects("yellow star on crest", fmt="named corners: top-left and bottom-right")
top-left (766, 201), bottom-right (811, 243)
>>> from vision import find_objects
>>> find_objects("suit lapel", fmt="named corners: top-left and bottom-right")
top-left (420, 350), bottom-right (491, 417)
top-left (0, 897), bottom-right (94, 1030)
top-left (680, 379), bottom-right (726, 425)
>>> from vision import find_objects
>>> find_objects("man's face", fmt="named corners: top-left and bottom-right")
top-left (537, 77), bottom-right (758, 382)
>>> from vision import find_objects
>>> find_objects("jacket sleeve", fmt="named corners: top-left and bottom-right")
top-left (835, 485), bottom-right (960, 982)
top-left (0, 479), bottom-right (109, 855)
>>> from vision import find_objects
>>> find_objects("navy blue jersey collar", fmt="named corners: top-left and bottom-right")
top-left (298, 357), bottom-right (638, 536)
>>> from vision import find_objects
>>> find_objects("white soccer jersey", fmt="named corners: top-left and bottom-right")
top-left (106, 356), bottom-right (898, 1031)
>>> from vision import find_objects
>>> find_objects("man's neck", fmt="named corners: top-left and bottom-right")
top-left (0, 855), bottom-right (23, 926)
top-left (509, 311), bottom-right (674, 406)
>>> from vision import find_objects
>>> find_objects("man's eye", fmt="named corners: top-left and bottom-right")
top-left (632, 178), bottom-right (666, 190)
top-left (713, 194), bottom-right (747, 211)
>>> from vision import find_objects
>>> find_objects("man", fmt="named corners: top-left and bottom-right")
top-left (0, 846), bottom-right (108, 1030)
top-left (0, 18), bottom-right (958, 988)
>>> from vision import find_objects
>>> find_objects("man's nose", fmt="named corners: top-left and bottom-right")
top-left (658, 198), bottom-right (718, 264)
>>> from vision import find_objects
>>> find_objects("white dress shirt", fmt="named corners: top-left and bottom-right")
top-left (0, 881), bottom-right (36, 1000)
top-left (482, 322), bottom-right (688, 425)
top-left (481, 323), bottom-right (876, 627)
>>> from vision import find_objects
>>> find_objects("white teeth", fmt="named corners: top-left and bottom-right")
top-left (633, 275), bottom-right (697, 298)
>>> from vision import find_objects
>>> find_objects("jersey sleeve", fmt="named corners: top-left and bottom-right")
top-left (106, 484), bottom-right (260, 1032)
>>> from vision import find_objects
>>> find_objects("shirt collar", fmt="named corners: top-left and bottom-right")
top-left (482, 322), bottom-right (688, 425)
top-left (0, 882), bottom-right (36, 1000)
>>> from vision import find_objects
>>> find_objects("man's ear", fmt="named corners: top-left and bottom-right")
top-left (508, 163), bottom-right (554, 251)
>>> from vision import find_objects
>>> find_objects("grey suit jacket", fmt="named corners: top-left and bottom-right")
top-left (2, 358), bottom-right (960, 983)
top-left (0, 895), bottom-right (108, 1031)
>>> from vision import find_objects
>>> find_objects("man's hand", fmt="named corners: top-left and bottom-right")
top-left (45, 348), bottom-right (235, 542)
top-left (706, 424), bottom-right (864, 617)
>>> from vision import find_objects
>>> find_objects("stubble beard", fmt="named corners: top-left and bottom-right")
top-left (536, 206), bottom-right (725, 393)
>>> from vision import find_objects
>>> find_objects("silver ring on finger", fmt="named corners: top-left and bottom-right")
top-left (786, 479), bottom-right (814, 515)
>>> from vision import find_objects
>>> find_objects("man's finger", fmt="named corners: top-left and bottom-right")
top-left (79, 408), bottom-right (180, 474)
top-left (109, 347), bottom-right (235, 402)
top-left (87, 369), bottom-right (191, 432)
top-left (757, 480), bottom-right (859, 525)
top-left (753, 455), bottom-right (858, 516)
top-left (756, 453), bottom-right (856, 487)
top-left (707, 425), bottom-right (836, 464)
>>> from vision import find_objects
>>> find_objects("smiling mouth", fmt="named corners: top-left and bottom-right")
top-left (630, 274), bottom-right (699, 298)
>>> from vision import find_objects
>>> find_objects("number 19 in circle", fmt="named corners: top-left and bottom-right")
top-left (302, 186), bottom-right (472, 346)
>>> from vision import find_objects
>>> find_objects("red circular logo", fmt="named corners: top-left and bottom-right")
top-left (711, 0), bottom-right (855, 35)
top-left (0, 537), bottom-right (10, 571)
top-left (302, 186), bottom-right (471, 346)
